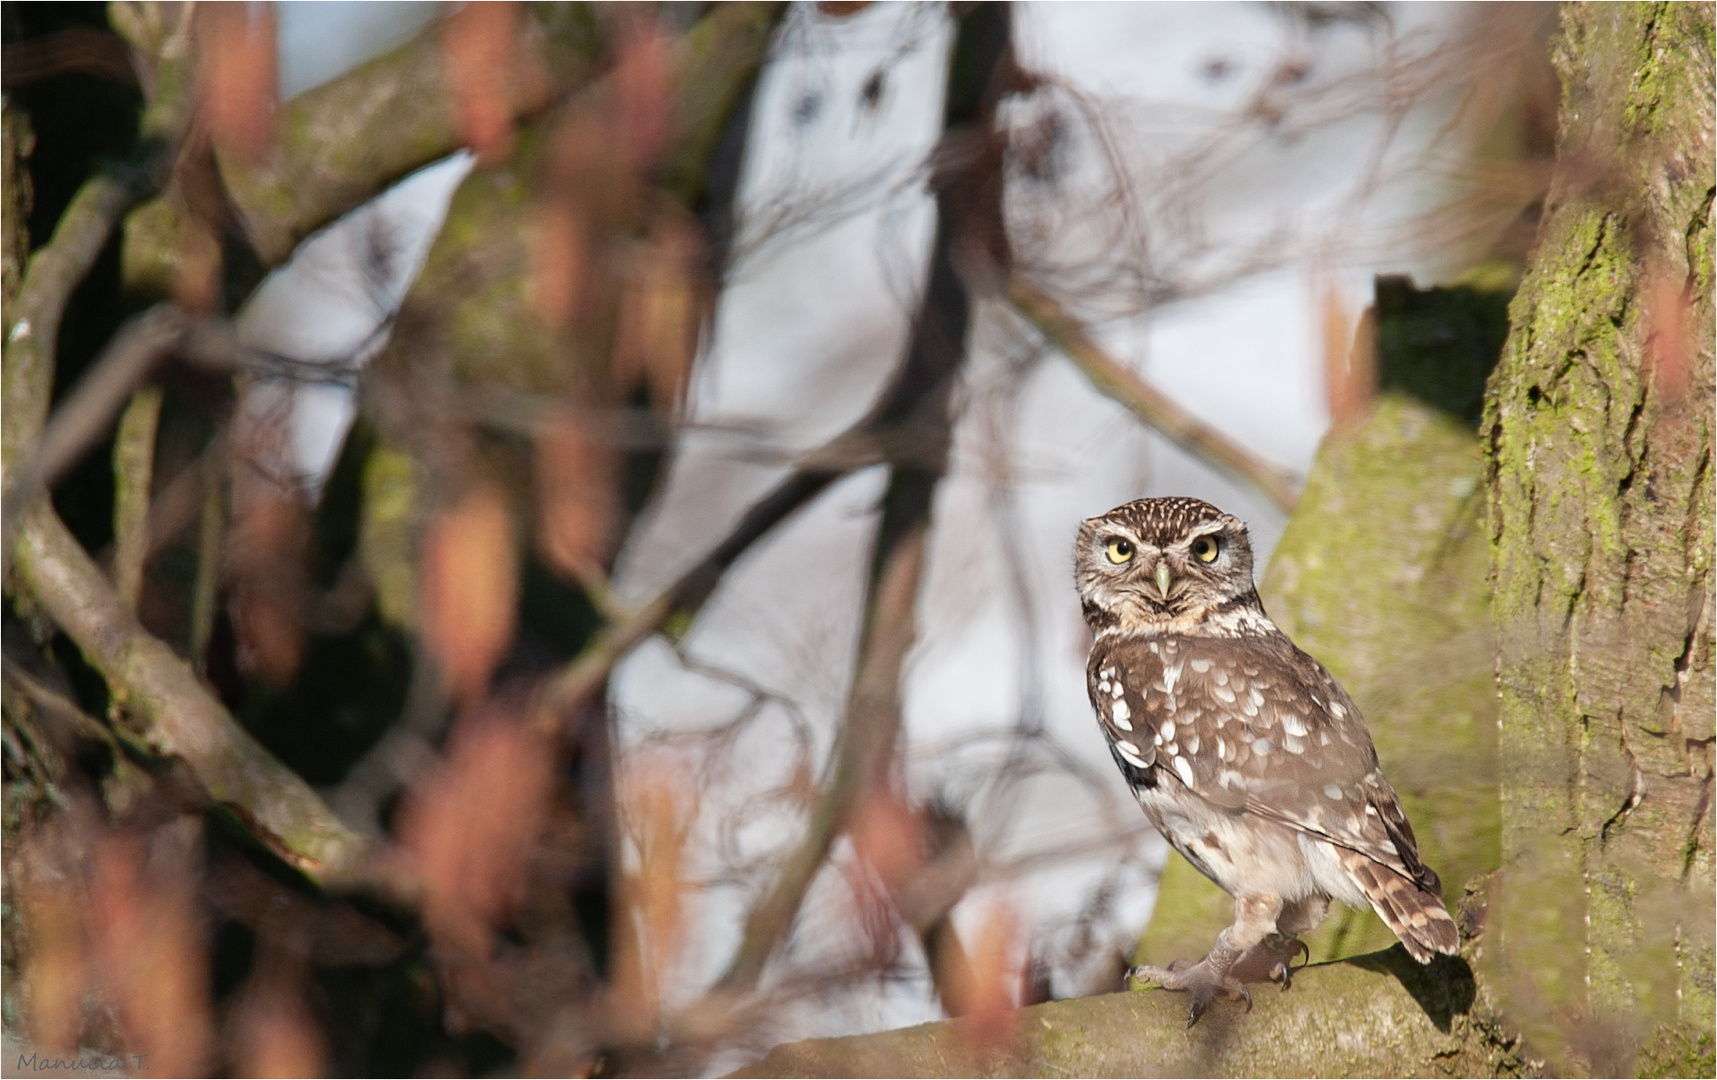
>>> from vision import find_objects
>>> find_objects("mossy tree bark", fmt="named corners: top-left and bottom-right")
top-left (1484, 3), bottom-right (1714, 1075)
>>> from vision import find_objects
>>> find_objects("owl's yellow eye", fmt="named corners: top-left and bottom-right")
top-left (1192, 536), bottom-right (1220, 563)
top-left (1105, 538), bottom-right (1134, 564)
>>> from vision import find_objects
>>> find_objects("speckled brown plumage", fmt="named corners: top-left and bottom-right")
top-left (1074, 496), bottom-right (1457, 1025)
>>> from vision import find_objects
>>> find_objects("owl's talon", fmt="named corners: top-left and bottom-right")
top-left (1233, 933), bottom-right (1309, 991)
top-left (1129, 958), bottom-right (1250, 1027)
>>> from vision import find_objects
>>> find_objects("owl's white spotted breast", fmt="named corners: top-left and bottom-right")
top-left (1086, 629), bottom-right (1433, 893)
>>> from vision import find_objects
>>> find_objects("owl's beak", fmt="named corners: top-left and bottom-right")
top-left (1154, 561), bottom-right (1173, 600)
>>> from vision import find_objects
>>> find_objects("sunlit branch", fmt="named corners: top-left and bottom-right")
top-left (1008, 274), bottom-right (1303, 513)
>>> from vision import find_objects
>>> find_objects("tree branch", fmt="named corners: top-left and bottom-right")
top-left (2, 169), bottom-right (152, 469)
top-left (213, 6), bottom-right (608, 265)
top-left (9, 502), bottom-right (365, 880)
top-left (1007, 275), bottom-right (1303, 514)
top-left (111, 384), bottom-right (164, 612)
top-left (711, 0), bottom-right (1014, 997)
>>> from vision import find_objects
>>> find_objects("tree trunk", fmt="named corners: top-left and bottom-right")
top-left (1485, 3), bottom-right (1715, 1075)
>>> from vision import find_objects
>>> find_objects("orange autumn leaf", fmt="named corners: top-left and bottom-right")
top-left (614, 25), bottom-right (673, 169)
top-left (610, 759), bottom-right (697, 1031)
top-left (530, 109), bottom-right (612, 330)
top-left (534, 409), bottom-right (617, 583)
top-left (420, 484), bottom-right (518, 704)
top-left (1321, 282), bottom-right (1376, 427)
top-left (847, 789), bottom-right (924, 891)
top-left (88, 833), bottom-right (212, 1077)
top-left (943, 900), bottom-right (1022, 1052)
top-left (444, 0), bottom-right (519, 162)
top-left (198, 3), bottom-right (278, 163)
top-left (229, 960), bottom-right (327, 1079)
top-left (399, 704), bottom-right (555, 958)
top-left (1643, 269), bottom-right (1692, 402)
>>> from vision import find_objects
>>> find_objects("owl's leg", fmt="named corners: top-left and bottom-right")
top-left (1130, 893), bottom-right (1282, 1027)
top-left (1233, 894), bottom-right (1326, 990)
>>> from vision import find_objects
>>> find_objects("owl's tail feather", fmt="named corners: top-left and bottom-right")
top-left (1337, 848), bottom-right (1460, 963)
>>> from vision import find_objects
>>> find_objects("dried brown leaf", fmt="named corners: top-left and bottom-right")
top-left (444, 0), bottom-right (519, 163)
top-left (1322, 284), bottom-right (1376, 427)
top-left (420, 483), bottom-right (519, 704)
top-left (197, 3), bottom-right (277, 163)
top-left (89, 832), bottom-right (211, 1077)
top-left (399, 703), bottom-right (555, 958)
top-left (534, 409), bottom-right (617, 583)
top-left (611, 758), bottom-right (697, 1031)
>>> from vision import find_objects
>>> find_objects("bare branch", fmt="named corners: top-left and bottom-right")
top-left (9, 502), bottom-right (365, 880)
top-left (1, 306), bottom-right (189, 551)
top-left (111, 384), bottom-right (164, 612)
top-left (1007, 274), bottom-right (1303, 513)
top-left (2, 169), bottom-right (152, 468)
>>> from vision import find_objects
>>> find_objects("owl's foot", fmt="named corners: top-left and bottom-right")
top-left (1233, 934), bottom-right (1310, 991)
top-left (1127, 958), bottom-right (1251, 1027)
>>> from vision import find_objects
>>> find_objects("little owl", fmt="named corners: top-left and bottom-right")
top-left (1075, 496), bottom-right (1458, 1026)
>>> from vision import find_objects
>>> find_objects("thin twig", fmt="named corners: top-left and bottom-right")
top-left (2, 169), bottom-right (152, 468)
top-left (1007, 274), bottom-right (1303, 513)
top-left (716, 516), bottom-right (932, 993)
top-left (1, 306), bottom-right (189, 554)
top-left (188, 455), bottom-right (224, 674)
top-left (111, 385), bottom-right (164, 612)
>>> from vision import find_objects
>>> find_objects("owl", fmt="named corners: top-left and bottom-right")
top-left (1074, 496), bottom-right (1458, 1025)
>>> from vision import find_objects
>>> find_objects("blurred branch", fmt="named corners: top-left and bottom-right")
top-left (536, 466), bottom-right (845, 723)
top-left (1, 308), bottom-right (353, 563)
top-left (9, 502), bottom-right (365, 878)
top-left (111, 384), bottom-right (164, 612)
top-left (1008, 275), bottom-right (1303, 513)
top-left (1, 306), bottom-right (188, 555)
top-left (713, 0), bottom-right (1014, 998)
top-left (659, 3), bottom-right (788, 209)
top-left (1, 168), bottom-right (153, 469)
top-left (733, 932), bottom-right (1498, 1077)
top-left (1, 26), bottom-right (138, 89)
top-left (211, 6), bottom-right (610, 265)
top-left (718, 514), bottom-right (932, 994)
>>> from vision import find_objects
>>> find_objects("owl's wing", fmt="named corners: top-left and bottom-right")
top-left (1093, 632), bottom-right (1458, 960)
top-left (1092, 633), bottom-right (1433, 888)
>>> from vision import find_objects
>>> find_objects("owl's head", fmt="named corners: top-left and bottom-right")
top-left (1074, 496), bottom-right (1263, 635)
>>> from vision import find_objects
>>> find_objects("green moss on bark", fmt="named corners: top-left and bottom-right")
top-left (1483, 3), bottom-right (1714, 1073)
top-left (734, 943), bottom-right (1514, 1079)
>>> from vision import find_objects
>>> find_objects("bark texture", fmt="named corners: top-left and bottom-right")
top-left (1484, 4), bottom-right (1715, 1074)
